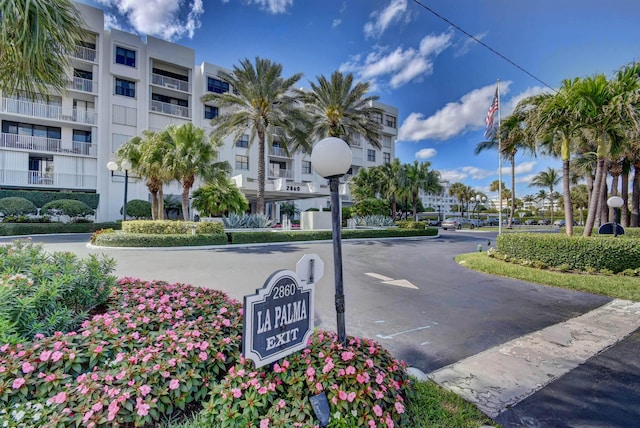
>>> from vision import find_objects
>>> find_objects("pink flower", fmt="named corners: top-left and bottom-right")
top-left (347, 392), bottom-right (356, 402)
top-left (260, 418), bottom-right (270, 428)
top-left (395, 401), bottom-right (405, 414)
top-left (341, 351), bottom-right (355, 361)
top-left (93, 345), bottom-right (103, 354)
top-left (45, 374), bottom-right (56, 382)
top-left (385, 414), bottom-right (394, 428)
top-left (277, 399), bottom-right (286, 410)
top-left (135, 397), bottom-right (150, 416)
top-left (306, 367), bottom-right (315, 377)
top-left (373, 404), bottom-right (383, 417)
top-left (12, 378), bottom-right (25, 389)
top-left (51, 351), bottom-right (63, 362)
top-left (315, 382), bottom-right (323, 391)
top-left (199, 341), bottom-right (209, 351)
top-left (39, 350), bottom-right (52, 361)
top-left (338, 390), bottom-right (347, 400)
top-left (140, 384), bottom-right (152, 396)
top-left (232, 388), bottom-right (242, 398)
top-left (92, 402), bottom-right (104, 412)
top-left (21, 362), bottom-right (35, 374)
top-left (169, 379), bottom-right (180, 390)
top-left (369, 420), bottom-right (377, 428)
top-left (258, 386), bottom-right (268, 394)
top-left (376, 373), bottom-right (385, 384)
top-left (365, 359), bottom-right (374, 368)
top-left (199, 352), bottom-right (208, 361)
top-left (346, 366), bottom-right (356, 375)
top-left (48, 391), bottom-right (67, 404)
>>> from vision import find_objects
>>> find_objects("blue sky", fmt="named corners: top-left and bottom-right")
top-left (79, 0), bottom-right (640, 197)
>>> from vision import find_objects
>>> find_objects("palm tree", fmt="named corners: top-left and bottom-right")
top-left (379, 159), bottom-right (403, 218)
top-left (164, 123), bottom-right (231, 220)
top-left (301, 70), bottom-right (382, 148)
top-left (191, 179), bottom-right (248, 217)
top-left (0, 0), bottom-right (85, 96)
top-left (402, 161), bottom-right (441, 221)
top-left (530, 167), bottom-right (562, 223)
top-left (201, 57), bottom-right (308, 214)
top-left (349, 166), bottom-right (383, 202)
top-left (116, 130), bottom-right (173, 220)
top-left (449, 182), bottom-right (469, 217)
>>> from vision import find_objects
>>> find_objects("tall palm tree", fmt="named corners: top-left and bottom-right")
top-left (402, 161), bottom-right (441, 221)
top-left (379, 159), bottom-right (403, 218)
top-left (0, 0), bottom-right (85, 96)
top-left (449, 182), bottom-right (469, 217)
top-left (301, 70), bottom-right (382, 148)
top-left (116, 130), bottom-right (173, 220)
top-left (201, 57), bottom-right (308, 214)
top-left (349, 166), bottom-right (383, 202)
top-left (530, 167), bottom-right (562, 223)
top-left (164, 123), bottom-right (231, 220)
top-left (191, 179), bottom-right (248, 217)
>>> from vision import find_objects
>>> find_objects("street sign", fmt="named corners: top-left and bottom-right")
top-left (243, 255), bottom-right (321, 368)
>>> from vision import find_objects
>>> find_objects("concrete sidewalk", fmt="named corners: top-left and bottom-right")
top-left (429, 299), bottom-right (640, 419)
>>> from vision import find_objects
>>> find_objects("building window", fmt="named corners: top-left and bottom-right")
top-left (367, 149), bottom-right (376, 162)
top-left (236, 134), bottom-right (249, 148)
top-left (372, 112), bottom-right (383, 124)
top-left (302, 160), bottom-right (312, 174)
top-left (384, 152), bottom-right (390, 164)
top-left (2, 121), bottom-right (61, 139)
top-left (235, 155), bottom-right (249, 170)
top-left (115, 46), bottom-right (136, 67)
top-left (207, 77), bottom-right (229, 93)
top-left (204, 105), bottom-right (218, 119)
top-left (115, 78), bottom-right (136, 97)
top-left (73, 130), bottom-right (91, 143)
top-left (385, 115), bottom-right (397, 128)
top-left (152, 94), bottom-right (188, 107)
top-left (383, 135), bottom-right (393, 148)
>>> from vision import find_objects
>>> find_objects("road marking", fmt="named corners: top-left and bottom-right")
top-left (366, 273), bottom-right (418, 289)
top-left (376, 324), bottom-right (431, 340)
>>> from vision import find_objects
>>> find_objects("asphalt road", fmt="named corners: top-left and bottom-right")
top-left (3, 231), bottom-right (638, 426)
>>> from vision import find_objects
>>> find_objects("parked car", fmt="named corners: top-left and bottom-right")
top-left (553, 219), bottom-right (577, 227)
top-left (427, 219), bottom-right (441, 226)
top-left (441, 217), bottom-right (476, 230)
top-left (485, 218), bottom-right (500, 226)
top-left (537, 218), bottom-right (550, 225)
top-left (524, 219), bottom-right (536, 225)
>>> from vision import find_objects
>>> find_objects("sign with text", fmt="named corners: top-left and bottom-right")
top-left (243, 255), bottom-right (321, 368)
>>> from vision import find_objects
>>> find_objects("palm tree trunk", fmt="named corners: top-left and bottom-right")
top-left (509, 155), bottom-right (515, 228)
top-left (150, 189), bottom-right (159, 220)
top-left (609, 174), bottom-right (619, 223)
top-left (584, 157), bottom-right (606, 236)
top-left (157, 188), bottom-right (165, 220)
top-left (257, 133), bottom-right (266, 214)
top-left (562, 159), bottom-right (573, 235)
top-left (412, 193), bottom-right (418, 221)
top-left (621, 171), bottom-right (629, 227)
top-left (633, 163), bottom-right (640, 227)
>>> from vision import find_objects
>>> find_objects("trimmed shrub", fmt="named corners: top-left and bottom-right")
top-left (570, 226), bottom-right (640, 238)
top-left (125, 199), bottom-right (152, 219)
top-left (496, 233), bottom-right (640, 273)
top-left (396, 220), bottom-right (426, 230)
top-left (41, 199), bottom-right (93, 220)
top-left (123, 220), bottom-right (224, 235)
top-left (0, 240), bottom-right (116, 343)
top-left (0, 197), bottom-right (37, 216)
top-left (92, 232), bottom-right (228, 247)
top-left (0, 189), bottom-right (99, 209)
top-left (0, 222), bottom-right (120, 236)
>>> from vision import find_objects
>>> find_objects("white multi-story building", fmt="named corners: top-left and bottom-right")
top-left (419, 180), bottom-right (459, 217)
top-left (0, 3), bottom-right (397, 222)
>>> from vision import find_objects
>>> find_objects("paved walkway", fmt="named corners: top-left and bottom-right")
top-left (429, 299), bottom-right (640, 419)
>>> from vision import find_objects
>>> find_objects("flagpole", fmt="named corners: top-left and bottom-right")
top-left (497, 79), bottom-right (502, 235)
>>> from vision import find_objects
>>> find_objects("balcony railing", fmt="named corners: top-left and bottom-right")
top-left (72, 45), bottom-right (97, 62)
top-left (1, 98), bottom-right (97, 125)
top-left (0, 169), bottom-right (97, 189)
top-left (150, 100), bottom-right (191, 118)
top-left (268, 168), bottom-right (294, 179)
top-left (68, 77), bottom-right (97, 94)
top-left (151, 73), bottom-right (190, 92)
top-left (0, 134), bottom-right (97, 157)
top-left (268, 147), bottom-right (291, 157)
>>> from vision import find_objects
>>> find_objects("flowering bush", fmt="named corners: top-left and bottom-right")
top-left (0, 278), bottom-right (243, 427)
top-left (201, 330), bottom-right (410, 427)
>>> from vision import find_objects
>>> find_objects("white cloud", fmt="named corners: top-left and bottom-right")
top-left (416, 148), bottom-right (437, 159)
top-left (461, 166), bottom-right (495, 180)
top-left (515, 173), bottom-right (537, 185)
top-left (454, 32), bottom-right (486, 57)
top-left (398, 81), bottom-right (513, 142)
top-left (364, 0), bottom-right (408, 39)
top-left (339, 31), bottom-right (452, 90)
top-left (439, 169), bottom-right (468, 182)
top-left (248, 0), bottom-right (293, 14)
top-left (98, 0), bottom-right (204, 40)
top-left (332, 18), bottom-right (342, 28)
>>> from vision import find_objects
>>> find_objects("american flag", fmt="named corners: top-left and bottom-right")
top-left (484, 88), bottom-right (499, 139)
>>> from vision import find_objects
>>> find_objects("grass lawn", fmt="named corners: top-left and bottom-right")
top-left (456, 252), bottom-right (640, 301)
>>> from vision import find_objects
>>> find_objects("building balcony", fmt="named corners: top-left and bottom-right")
top-left (68, 77), bottom-right (98, 94)
top-left (1, 98), bottom-right (97, 125)
top-left (268, 168), bottom-right (294, 180)
top-left (268, 147), bottom-right (291, 158)
top-left (0, 134), bottom-right (97, 157)
top-left (150, 100), bottom-right (191, 118)
top-left (0, 169), bottom-right (97, 189)
top-left (72, 45), bottom-right (97, 63)
top-left (151, 73), bottom-right (190, 93)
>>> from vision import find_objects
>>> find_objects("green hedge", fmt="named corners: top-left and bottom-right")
top-left (0, 222), bottom-right (120, 236)
top-left (569, 226), bottom-right (640, 238)
top-left (93, 232), bottom-right (229, 247)
top-left (496, 233), bottom-right (640, 273)
top-left (396, 220), bottom-right (426, 230)
top-left (123, 220), bottom-right (225, 235)
top-left (229, 227), bottom-right (438, 244)
top-left (0, 189), bottom-right (99, 209)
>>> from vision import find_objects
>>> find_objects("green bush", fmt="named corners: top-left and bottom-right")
top-left (396, 220), bottom-right (426, 230)
top-left (0, 197), bottom-right (37, 216)
top-left (229, 228), bottom-right (438, 244)
top-left (0, 240), bottom-right (116, 343)
top-left (496, 233), bottom-right (640, 273)
top-left (352, 198), bottom-right (389, 217)
top-left (0, 222), bottom-right (120, 236)
top-left (123, 220), bottom-right (224, 235)
top-left (0, 189), bottom-right (99, 209)
top-left (125, 199), bottom-right (152, 219)
top-left (41, 199), bottom-right (93, 219)
top-left (92, 232), bottom-right (228, 247)
top-left (570, 226), bottom-right (640, 238)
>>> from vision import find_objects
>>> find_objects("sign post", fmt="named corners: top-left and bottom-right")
top-left (243, 254), bottom-right (324, 368)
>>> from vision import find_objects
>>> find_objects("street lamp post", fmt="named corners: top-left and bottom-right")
top-left (311, 137), bottom-right (352, 345)
top-left (107, 159), bottom-right (132, 223)
top-left (471, 194), bottom-right (486, 222)
top-left (607, 196), bottom-right (624, 238)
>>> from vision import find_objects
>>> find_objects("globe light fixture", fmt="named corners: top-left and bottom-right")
top-left (311, 137), bottom-right (352, 344)
top-left (607, 195), bottom-right (624, 237)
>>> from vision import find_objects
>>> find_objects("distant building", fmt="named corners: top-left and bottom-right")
top-left (0, 2), bottom-right (397, 222)
top-left (420, 180), bottom-right (458, 217)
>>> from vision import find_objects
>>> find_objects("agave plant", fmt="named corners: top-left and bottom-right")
top-left (247, 214), bottom-right (274, 228)
top-left (222, 213), bottom-right (249, 228)
top-left (223, 213), bottom-right (274, 228)
top-left (352, 215), bottom-right (395, 227)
